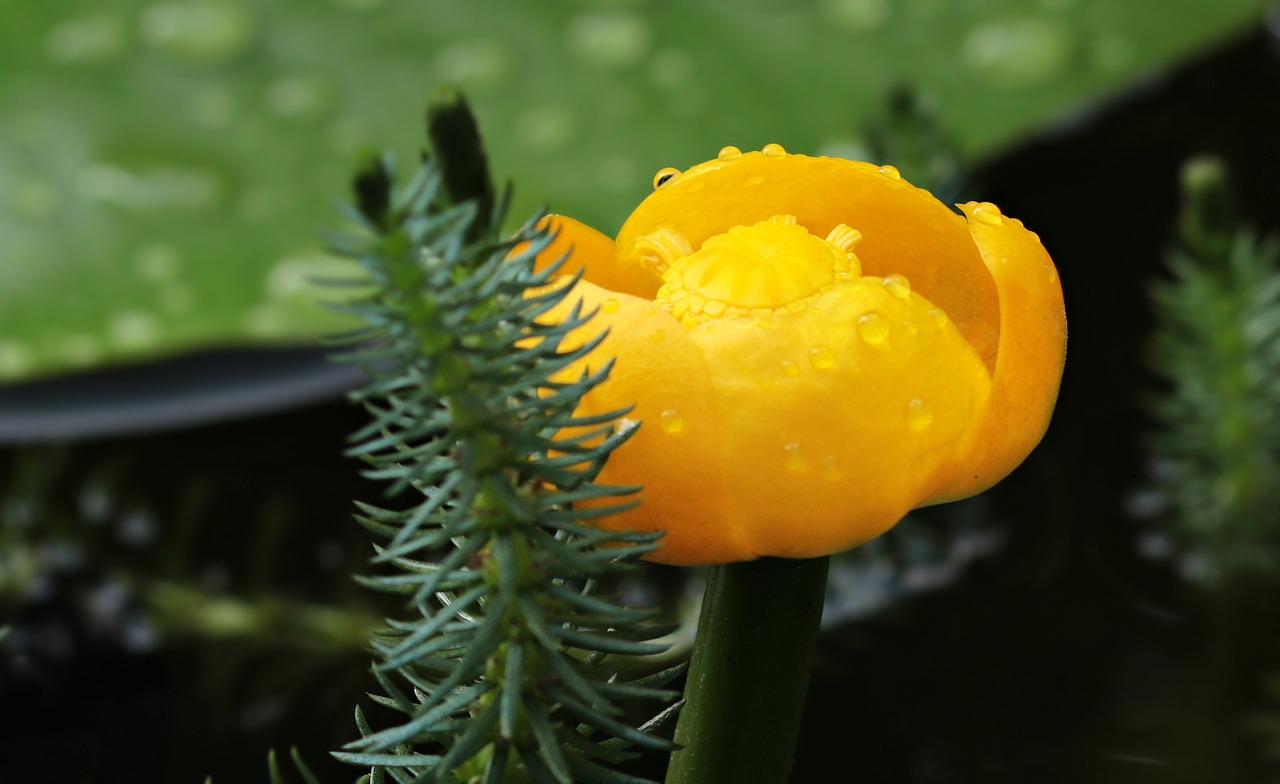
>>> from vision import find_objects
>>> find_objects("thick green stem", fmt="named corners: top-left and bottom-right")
top-left (665, 556), bottom-right (829, 784)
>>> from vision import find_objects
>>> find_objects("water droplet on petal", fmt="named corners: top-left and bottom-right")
top-left (602, 298), bottom-right (620, 314)
top-left (906, 398), bottom-right (933, 431)
top-left (809, 345), bottom-right (835, 370)
top-left (929, 308), bottom-right (949, 327)
top-left (653, 167), bottom-right (680, 189)
top-left (718, 145), bottom-right (742, 160)
top-left (821, 456), bottom-right (845, 481)
top-left (883, 273), bottom-right (911, 299)
top-left (877, 164), bottom-right (901, 180)
top-left (857, 312), bottom-right (889, 344)
top-left (139, 1), bottom-right (258, 66)
top-left (781, 359), bottom-right (800, 378)
top-left (659, 409), bottom-right (684, 434)
top-left (762, 143), bottom-right (787, 157)
top-left (784, 443), bottom-right (807, 472)
top-left (971, 202), bottom-right (1003, 225)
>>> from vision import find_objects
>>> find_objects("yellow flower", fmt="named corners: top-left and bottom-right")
top-left (535, 144), bottom-right (1066, 566)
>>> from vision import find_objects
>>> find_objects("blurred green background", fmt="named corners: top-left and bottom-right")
top-left (0, 0), bottom-right (1271, 381)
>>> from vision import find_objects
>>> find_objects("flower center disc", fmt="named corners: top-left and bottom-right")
top-left (654, 215), bottom-right (862, 327)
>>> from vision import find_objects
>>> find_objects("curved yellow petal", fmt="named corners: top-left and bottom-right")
top-left (531, 215), bottom-right (658, 299)
top-left (618, 152), bottom-right (1002, 368)
top-left (537, 277), bottom-right (739, 565)
top-left (683, 277), bottom-right (992, 560)
top-left (934, 202), bottom-right (1067, 502)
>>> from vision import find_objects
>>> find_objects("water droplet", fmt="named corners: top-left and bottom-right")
top-left (877, 164), bottom-right (902, 180)
top-left (139, 2), bottom-right (258, 66)
top-left (516, 106), bottom-right (577, 152)
top-left (821, 456), bottom-right (845, 481)
top-left (46, 13), bottom-right (128, 64)
top-left (883, 273), bottom-right (911, 299)
top-left (0, 341), bottom-right (34, 379)
top-left (929, 308), bottom-right (949, 327)
top-left (762, 143), bottom-right (786, 157)
top-left (134, 243), bottom-right (182, 281)
top-left (781, 359), bottom-right (800, 377)
top-left (659, 409), bottom-right (685, 434)
top-left (857, 312), bottom-right (889, 344)
top-left (264, 75), bottom-right (333, 119)
top-left (906, 398), bottom-right (933, 431)
top-left (809, 345), bottom-right (836, 370)
top-left (718, 145), bottom-right (742, 160)
top-left (108, 310), bottom-right (162, 350)
top-left (567, 12), bottom-right (652, 69)
top-left (5, 178), bottom-right (59, 220)
top-left (78, 163), bottom-right (223, 212)
top-left (602, 298), bottom-right (620, 314)
top-left (963, 18), bottom-right (1073, 88)
top-left (783, 443), bottom-right (807, 472)
top-left (970, 202), bottom-right (1003, 225)
top-left (653, 167), bottom-right (680, 189)
top-left (58, 334), bottom-right (103, 366)
top-left (819, 0), bottom-right (891, 32)
top-left (432, 40), bottom-right (510, 90)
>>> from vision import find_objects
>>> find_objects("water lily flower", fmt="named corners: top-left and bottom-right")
top-left (535, 145), bottom-right (1066, 566)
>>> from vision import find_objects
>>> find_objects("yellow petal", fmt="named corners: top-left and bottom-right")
top-left (934, 202), bottom-right (1067, 501)
top-left (618, 152), bottom-right (1001, 368)
top-left (531, 215), bottom-right (659, 299)
top-left (681, 276), bottom-right (992, 561)
top-left (536, 276), bottom-right (741, 565)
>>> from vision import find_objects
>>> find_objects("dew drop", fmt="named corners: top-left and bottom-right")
top-left (883, 273), bottom-right (911, 299)
top-left (108, 310), bottom-right (162, 350)
top-left (781, 359), bottom-right (800, 378)
top-left (139, 1), bottom-right (258, 66)
top-left (963, 18), bottom-right (1073, 89)
top-left (761, 143), bottom-right (786, 157)
top-left (929, 308), bottom-right (949, 327)
top-left (906, 398), bottom-right (933, 431)
top-left (821, 456), bottom-right (845, 481)
top-left (659, 409), bottom-right (685, 434)
top-left (0, 341), bottom-right (34, 379)
top-left (567, 12), bottom-right (652, 69)
top-left (783, 443), bottom-right (807, 472)
top-left (809, 345), bottom-right (836, 370)
top-left (718, 145), bottom-right (742, 160)
top-left (602, 298), bottom-right (620, 314)
top-left (877, 164), bottom-right (902, 180)
top-left (857, 312), bottom-right (889, 344)
top-left (46, 13), bottom-right (128, 64)
top-left (653, 167), bottom-right (680, 189)
top-left (970, 202), bottom-right (1003, 225)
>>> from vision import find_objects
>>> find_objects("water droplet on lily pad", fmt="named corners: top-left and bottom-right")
top-left (108, 310), bottom-right (163, 350)
top-left (46, 13), bottom-right (129, 64)
top-left (78, 162), bottom-right (223, 212)
top-left (139, 1), bottom-right (258, 67)
top-left (963, 17), bottom-right (1073, 88)
top-left (0, 341), bottom-right (34, 379)
top-left (567, 12), bottom-right (652, 69)
top-left (819, 0), bottom-right (891, 32)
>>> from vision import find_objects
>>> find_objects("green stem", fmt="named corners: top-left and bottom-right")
top-left (665, 556), bottom-right (829, 784)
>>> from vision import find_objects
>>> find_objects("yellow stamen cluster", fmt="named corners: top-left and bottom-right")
top-left (650, 216), bottom-right (864, 328)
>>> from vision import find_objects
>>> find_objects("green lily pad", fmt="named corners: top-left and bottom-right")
top-left (0, 0), bottom-right (1268, 381)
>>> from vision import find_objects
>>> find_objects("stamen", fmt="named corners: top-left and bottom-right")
top-left (633, 226), bottom-right (693, 276)
top-left (769, 214), bottom-right (798, 225)
top-left (825, 224), bottom-right (863, 252)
